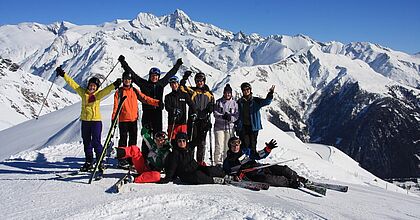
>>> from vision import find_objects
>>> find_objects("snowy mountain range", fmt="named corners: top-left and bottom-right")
top-left (0, 9), bottom-right (419, 178)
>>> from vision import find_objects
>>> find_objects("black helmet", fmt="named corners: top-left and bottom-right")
top-left (228, 136), bottom-right (241, 147)
top-left (122, 71), bottom-right (132, 80)
top-left (175, 132), bottom-right (188, 141)
top-left (194, 72), bottom-right (206, 82)
top-left (149, 67), bottom-right (161, 75)
top-left (88, 77), bottom-right (101, 88)
top-left (240, 82), bottom-right (251, 91)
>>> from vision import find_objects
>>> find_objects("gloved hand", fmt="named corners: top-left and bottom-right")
top-left (222, 112), bottom-right (231, 122)
top-left (157, 178), bottom-right (170, 184)
top-left (268, 85), bottom-right (275, 94)
top-left (173, 108), bottom-right (182, 117)
top-left (158, 100), bottom-right (164, 110)
top-left (190, 113), bottom-right (197, 122)
top-left (56, 66), bottom-right (65, 77)
top-left (113, 78), bottom-right (122, 89)
top-left (118, 55), bottom-right (125, 62)
top-left (176, 58), bottom-right (183, 66)
top-left (266, 139), bottom-right (278, 150)
top-left (183, 70), bottom-right (192, 79)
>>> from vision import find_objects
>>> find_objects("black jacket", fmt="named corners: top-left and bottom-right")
top-left (120, 59), bottom-right (181, 110)
top-left (164, 145), bottom-right (199, 181)
top-left (165, 89), bottom-right (196, 125)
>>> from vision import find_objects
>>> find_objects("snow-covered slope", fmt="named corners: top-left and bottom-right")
top-left (0, 57), bottom-right (78, 130)
top-left (0, 96), bottom-right (419, 219)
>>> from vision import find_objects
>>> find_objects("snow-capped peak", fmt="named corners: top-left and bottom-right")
top-left (161, 9), bottom-right (200, 33)
top-left (130, 12), bottom-right (161, 29)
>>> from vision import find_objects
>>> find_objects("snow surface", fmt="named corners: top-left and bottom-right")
top-left (0, 97), bottom-right (419, 219)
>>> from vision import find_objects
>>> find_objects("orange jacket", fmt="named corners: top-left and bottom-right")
top-left (112, 86), bottom-right (160, 122)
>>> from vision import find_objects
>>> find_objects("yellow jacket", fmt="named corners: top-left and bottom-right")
top-left (64, 73), bottom-right (115, 121)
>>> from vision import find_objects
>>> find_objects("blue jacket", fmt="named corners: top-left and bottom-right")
top-left (236, 92), bottom-right (273, 131)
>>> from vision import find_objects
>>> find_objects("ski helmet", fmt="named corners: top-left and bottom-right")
top-left (122, 71), bottom-right (132, 80)
top-left (194, 72), bottom-right (206, 82)
top-left (240, 82), bottom-right (251, 91)
top-left (149, 67), bottom-right (161, 75)
top-left (169, 76), bottom-right (179, 83)
top-left (228, 136), bottom-right (241, 147)
top-left (88, 77), bottom-right (101, 88)
top-left (154, 131), bottom-right (167, 140)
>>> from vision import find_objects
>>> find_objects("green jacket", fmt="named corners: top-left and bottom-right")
top-left (141, 128), bottom-right (172, 171)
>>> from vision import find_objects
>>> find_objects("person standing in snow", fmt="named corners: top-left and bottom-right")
top-left (118, 55), bottom-right (183, 156)
top-left (111, 71), bottom-right (162, 169)
top-left (159, 132), bottom-right (225, 184)
top-left (236, 82), bottom-right (274, 154)
top-left (212, 84), bottom-right (238, 166)
top-left (111, 128), bottom-right (171, 183)
top-left (180, 71), bottom-right (215, 165)
top-left (223, 136), bottom-right (306, 188)
top-left (164, 76), bottom-right (196, 146)
top-left (55, 66), bottom-right (121, 172)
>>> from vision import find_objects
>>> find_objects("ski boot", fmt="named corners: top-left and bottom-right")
top-left (80, 162), bottom-right (93, 172)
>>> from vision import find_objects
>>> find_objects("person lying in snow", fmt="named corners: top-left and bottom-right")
top-left (159, 132), bottom-right (225, 184)
top-left (223, 136), bottom-right (307, 188)
top-left (111, 128), bottom-right (171, 183)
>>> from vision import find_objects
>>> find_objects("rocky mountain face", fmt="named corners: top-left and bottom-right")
top-left (0, 10), bottom-right (419, 178)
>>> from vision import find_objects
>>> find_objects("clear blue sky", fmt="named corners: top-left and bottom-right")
top-left (1, 0), bottom-right (419, 54)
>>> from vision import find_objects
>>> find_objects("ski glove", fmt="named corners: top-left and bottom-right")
top-left (222, 112), bottom-right (231, 122)
top-left (266, 139), bottom-right (278, 150)
top-left (56, 66), bottom-right (65, 77)
top-left (190, 113), bottom-right (197, 122)
top-left (158, 101), bottom-right (164, 110)
top-left (118, 55), bottom-right (125, 62)
top-left (175, 58), bottom-right (183, 66)
top-left (183, 70), bottom-right (192, 79)
top-left (113, 78), bottom-right (122, 89)
top-left (158, 178), bottom-right (170, 184)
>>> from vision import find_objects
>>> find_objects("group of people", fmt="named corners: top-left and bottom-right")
top-left (55, 55), bottom-right (307, 188)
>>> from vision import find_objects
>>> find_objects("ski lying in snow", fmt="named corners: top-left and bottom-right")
top-left (56, 170), bottom-right (90, 178)
top-left (89, 96), bottom-right (127, 184)
top-left (301, 183), bottom-right (327, 196)
top-left (224, 178), bottom-right (268, 191)
top-left (112, 171), bottom-right (131, 193)
top-left (307, 181), bottom-right (348, 192)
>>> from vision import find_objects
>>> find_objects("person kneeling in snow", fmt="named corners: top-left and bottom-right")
top-left (223, 136), bottom-right (306, 188)
top-left (111, 128), bottom-right (171, 183)
top-left (159, 132), bottom-right (225, 184)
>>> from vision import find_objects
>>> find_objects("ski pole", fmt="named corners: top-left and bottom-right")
top-left (208, 116), bottom-right (214, 166)
top-left (189, 119), bottom-right (195, 142)
top-left (36, 76), bottom-right (57, 120)
top-left (98, 60), bottom-right (119, 88)
top-left (169, 115), bottom-right (177, 141)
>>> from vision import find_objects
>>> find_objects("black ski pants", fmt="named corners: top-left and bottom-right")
top-left (246, 165), bottom-right (298, 188)
top-left (118, 121), bottom-right (138, 147)
top-left (179, 165), bottom-right (225, 184)
top-left (239, 125), bottom-right (259, 154)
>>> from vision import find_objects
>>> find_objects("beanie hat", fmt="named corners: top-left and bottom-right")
top-left (175, 132), bottom-right (188, 141)
top-left (223, 83), bottom-right (232, 93)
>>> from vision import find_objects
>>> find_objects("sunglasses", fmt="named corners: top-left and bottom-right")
top-left (154, 132), bottom-right (167, 140)
top-left (177, 139), bottom-right (187, 143)
top-left (241, 88), bottom-right (251, 91)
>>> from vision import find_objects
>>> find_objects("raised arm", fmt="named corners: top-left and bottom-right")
top-left (158, 58), bottom-right (183, 86)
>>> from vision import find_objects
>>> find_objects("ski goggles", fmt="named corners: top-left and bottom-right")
top-left (149, 67), bottom-right (161, 75)
top-left (229, 139), bottom-right (241, 147)
top-left (154, 132), bottom-right (167, 140)
top-left (169, 76), bottom-right (179, 83)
